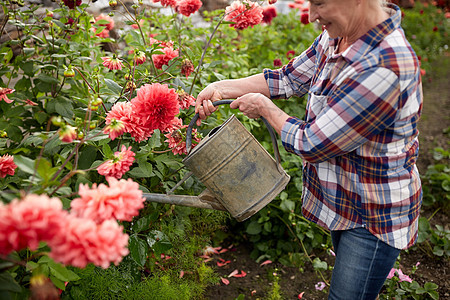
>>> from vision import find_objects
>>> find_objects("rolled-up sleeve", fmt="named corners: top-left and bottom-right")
top-left (264, 34), bottom-right (322, 99)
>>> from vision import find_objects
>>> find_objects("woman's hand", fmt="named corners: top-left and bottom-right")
top-left (231, 93), bottom-right (290, 135)
top-left (195, 83), bottom-right (223, 124)
top-left (230, 93), bottom-right (271, 119)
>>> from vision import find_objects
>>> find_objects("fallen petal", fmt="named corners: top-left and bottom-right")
top-left (179, 270), bottom-right (184, 278)
top-left (219, 248), bottom-right (228, 253)
top-left (221, 277), bottom-right (230, 285)
top-left (234, 270), bottom-right (247, 278)
top-left (298, 291), bottom-right (305, 299)
top-left (260, 260), bottom-right (272, 266)
top-left (228, 269), bottom-right (239, 277)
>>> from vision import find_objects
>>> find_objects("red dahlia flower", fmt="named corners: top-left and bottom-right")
top-left (63, 0), bottom-right (82, 9)
top-left (262, 6), bottom-right (277, 24)
top-left (225, 1), bottom-right (264, 30)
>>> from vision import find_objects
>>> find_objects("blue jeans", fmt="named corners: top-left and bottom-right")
top-left (328, 227), bottom-right (401, 300)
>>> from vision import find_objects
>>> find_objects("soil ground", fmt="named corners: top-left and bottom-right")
top-left (203, 54), bottom-right (450, 300)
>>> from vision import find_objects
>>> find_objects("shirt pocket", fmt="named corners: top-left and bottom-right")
top-left (306, 92), bottom-right (328, 122)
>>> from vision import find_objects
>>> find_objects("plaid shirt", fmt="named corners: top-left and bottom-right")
top-left (264, 4), bottom-right (422, 250)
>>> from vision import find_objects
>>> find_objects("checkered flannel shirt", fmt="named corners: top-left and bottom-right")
top-left (264, 4), bottom-right (422, 249)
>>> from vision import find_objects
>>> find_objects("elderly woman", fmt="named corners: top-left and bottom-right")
top-left (196, 0), bottom-right (422, 298)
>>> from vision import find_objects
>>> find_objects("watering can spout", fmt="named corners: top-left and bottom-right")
top-left (143, 189), bottom-right (226, 211)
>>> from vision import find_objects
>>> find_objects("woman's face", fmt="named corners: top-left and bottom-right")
top-left (309, 0), bottom-right (361, 39)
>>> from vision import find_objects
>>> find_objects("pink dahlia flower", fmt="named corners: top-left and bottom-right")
top-left (0, 87), bottom-right (14, 103)
top-left (224, 1), bottom-right (263, 30)
top-left (104, 101), bottom-right (152, 142)
top-left (58, 125), bottom-right (77, 143)
top-left (177, 90), bottom-right (196, 110)
top-left (152, 46), bottom-right (179, 70)
top-left (95, 14), bottom-right (115, 31)
top-left (0, 154), bottom-right (17, 178)
top-left (164, 118), bottom-right (201, 155)
top-left (101, 56), bottom-right (123, 70)
top-left (180, 59), bottom-right (195, 79)
top-left (48, 216), bottom-right (129, 269)
top-left (131, 83), bottom-right (180, 132)
top-left (97, 145), bottom-right (135, 179)
top-left (0, 194), bottom-right (68, 255)
top-left (177, 0), bottom-right (203, 17)
top-left (72, 177), bottom-right (145, 223)
top-left (134, 50), bottom-right (147, 65)
top-left (152, 0), bottom-right (177, 7)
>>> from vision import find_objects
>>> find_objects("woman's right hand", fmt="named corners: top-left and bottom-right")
top-left (195, 83), bottom-right (223, 124)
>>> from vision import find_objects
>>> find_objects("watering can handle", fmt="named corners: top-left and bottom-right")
top-left (186, 100), bottom-right (283, 167)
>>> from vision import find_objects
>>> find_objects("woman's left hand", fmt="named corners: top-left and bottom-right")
top-left (230, 93), bottom-right (271, 119)
top-left (230, 93), bottom-right (290, 135)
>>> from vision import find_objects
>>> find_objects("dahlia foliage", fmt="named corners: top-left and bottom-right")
top-left (0, 0), bottom-right (295, 288)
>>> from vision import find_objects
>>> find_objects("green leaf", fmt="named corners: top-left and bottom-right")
top-left (129, 234), bottom-right (148, 267)
top-left (36, 74), bottom-right (60, 84)
top-left (48, 260), bottom-right (80, 282)
top-left (0, 273), bottom-right (21, 293)
top-left (104, 79), bottom-right (123, 95)
top-left (5, 125), bottom-right (22, 142)
top-left (246, 221), bottom-right (262, 235)
top-left (49, 275), bottom-right (66, 290)
top-left (14, 155), bottom-right (36, 175)
top-left (424, 282), bottom-right (438, 291)
top-left (147, 230), bottom-right (172, 255)
top-left (132, 216), bottom-right (150, 233)
top-left (280, 199), bottom-right (295, 213)
top-left (312, 258), bottom-right (327, 271)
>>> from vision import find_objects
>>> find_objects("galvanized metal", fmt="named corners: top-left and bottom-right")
top-left (144, 189), bottom-right (226, 211)
top-left (182, 115), bottom-right (290, 222)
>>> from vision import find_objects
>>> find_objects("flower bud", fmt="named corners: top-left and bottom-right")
top-left (109, 0), bottom-right (117, 8)
top-left (268, 0), bottom-right (277, 4)
top-left (92, 98), bottom-right (103, 106)
top-left (63, 68), bottom-right (75, 78)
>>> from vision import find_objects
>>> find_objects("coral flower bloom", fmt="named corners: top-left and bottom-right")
top-left (152, 46), bottom-right (179, 70)
top-left (95, 13), bottom-right (114, 31)
top-left (134, 50), bottom-right (147, 65)
top-left (48, 216), bottom-right (129, 269)
top-left (177, 90), bottom-right (196, 110)
top-left (164, 118), bottom-right (201, 155)
top-left (0, 87), bottom-right (14, 103)
top-left (0, 154), bottom-right (17, 178)
top-left (72, 177), bottom-right (145, 223)
top-left (180, 58), bottom-right (195, 79)
top-left (131, 83), bottom-right (180, 132)
top-left (224, 1), bottom-right (263, 30)
top-left (177, 0), bottom-right (203, 17)
top-left (97, 145), bottom-right (135, 179)
top-left (101, 56), bottom-right (123, 70)
top-left (58, 125), bottom-right (77, 143)
top-left (152, 0), bottom-right (177, 7)
top-left (0, 194), bottom-right (68, 255)
top-left (104, 101), bottom-right (151, 142)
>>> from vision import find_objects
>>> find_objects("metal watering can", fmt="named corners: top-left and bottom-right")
top-left (143, 100), bottom-right (290, 222)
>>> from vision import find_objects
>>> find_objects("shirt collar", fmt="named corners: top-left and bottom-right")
top-left (330, 3), bottom-right (402, 62)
